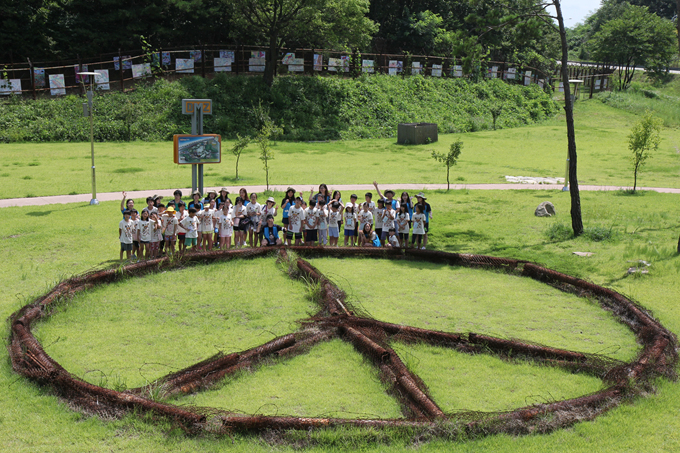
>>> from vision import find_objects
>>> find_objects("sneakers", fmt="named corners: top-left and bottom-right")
top-left (421, 246), bottom-right (426, 250)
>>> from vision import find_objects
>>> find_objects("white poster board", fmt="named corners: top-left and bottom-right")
top-left (431, 64), bottom-right (442, 77)
top-left (452, 65), bottom-right (463, 77)
top-left (214, 58), bottom-right (232, 72)
top-left (524, 70), bottom-right (532, 86)
top-left (176, 59), bottom-right (194, 74)
top-left (505, 68), bottom-right (516, 80)
top-left (0, 79), bottom-right (21, 95)
top-left (411, 61), bottom-right (422, 75)
top-left (131, 63), bottom-right (151, 79)
top-left (362, 60), bottom-right (374, 73)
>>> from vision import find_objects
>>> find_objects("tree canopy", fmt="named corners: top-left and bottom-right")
top-left (589, 5), bottom-right (676, 90)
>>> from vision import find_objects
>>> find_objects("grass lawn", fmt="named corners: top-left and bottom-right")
top-left (1, 185), bottom-right (680, 451)
top-left (2, 100), bottom-right (680, 199)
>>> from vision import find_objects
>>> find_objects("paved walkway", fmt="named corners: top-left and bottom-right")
top-left (1, 183), bottom-right (679, 208)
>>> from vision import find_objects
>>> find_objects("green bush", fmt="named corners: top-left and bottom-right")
top-left (544, 222), bottom-right (573, 241)
top-left (0, 75), bottom-right (558, 143)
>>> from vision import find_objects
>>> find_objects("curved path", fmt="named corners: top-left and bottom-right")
top-left (1, 183), bottom-right (679, 208)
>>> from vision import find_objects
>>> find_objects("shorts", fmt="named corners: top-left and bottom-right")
top-left (220, 233), bottom-right (232, 239)
top-left (265, 240), bottom-right (279, 246)
top-left (344, 228), bottom-right (355, 237)
top-left (286, 231), bottom-right (303, 240)
top-left (282, 217), bottom-right (289, 225)
top-left (120, 242), bottom-right (133, 251)
top-left (375, 228), bottom-right (382, 239)
top-left (185, 237), bottom-right (198, 246)
top-left (200, 229), bottom-right (213, 234)
top-left (328, 227), bottom-right (339, 238)
top-left (178, 233), bottom-right (186, 240)
top-left (424, 222), bottom-right (429, 233)
top-left (133, 240), bottom-right (139, 248)
top-left (149, 241), bottom-right (160, 252)
top-left (164, 235), bottom-right (175, 242)
top-left (380, 230), bottom-right (389, 241)
top-left (305, 229), bottom-right (318, 242)
top-left (140, 240), bottom-right (149, 244)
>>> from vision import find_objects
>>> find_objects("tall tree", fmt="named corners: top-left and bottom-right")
top-left (589, 5), bottom-right (676, 90)
top-left (232, 0), bottom-right (376, 86)
top-left (469, 0), bottom-right (583, 235)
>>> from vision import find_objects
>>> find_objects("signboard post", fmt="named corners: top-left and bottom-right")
top-left (181, 99), bottom-right (213, 194)
top-left (78, 71), bottom-right (101, 205)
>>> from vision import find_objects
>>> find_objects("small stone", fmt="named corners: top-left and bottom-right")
top-left (573, 252), bottom-right (593, 257)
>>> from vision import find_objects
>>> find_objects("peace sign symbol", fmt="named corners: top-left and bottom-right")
top-left (9, 247), bottom-right (677, 440)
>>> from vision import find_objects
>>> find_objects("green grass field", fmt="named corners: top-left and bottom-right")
top-left (2, 181), bottom-right (680, 451)
top-left (2, 100), bottom-right (680, 199)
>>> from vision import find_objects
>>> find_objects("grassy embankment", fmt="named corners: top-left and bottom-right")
top-left (1, 100), bottom-right (680, 199)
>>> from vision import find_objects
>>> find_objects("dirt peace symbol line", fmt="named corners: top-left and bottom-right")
top-left (8, 247), bottom-right (678, 440)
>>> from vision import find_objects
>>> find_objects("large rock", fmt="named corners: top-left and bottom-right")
top-left (535, 201), bottom-right (556, 217)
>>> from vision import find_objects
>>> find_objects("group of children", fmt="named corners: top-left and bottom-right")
top-left (118, 182), bottom-right (433, 261)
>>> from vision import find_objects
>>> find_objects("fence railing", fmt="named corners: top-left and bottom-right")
top-left (0, 45), bottom-right (613, 99)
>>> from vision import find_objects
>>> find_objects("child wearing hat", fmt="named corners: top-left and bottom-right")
top-left (414, 192), bottom-right (433, 248)
top-left (188, 191), bottom-right (203, 211)
top-left (258, 196), bottom-right (278, 244)
top-left (411, 203), bottom-right (427, 249)
top-left (162, 206), bottom-right (179, 256)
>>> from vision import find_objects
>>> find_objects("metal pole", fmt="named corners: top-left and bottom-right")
top-left (191, 106), bottom-right (197, 193)
top-left (88, 80), bottom-right (98, 204)
top-left (197, 104), bottom-right (204, 194)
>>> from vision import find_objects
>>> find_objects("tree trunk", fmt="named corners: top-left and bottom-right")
top-left (235, 153), bottom-right (240, 180)
top-left (264, 32), bottom-right (278, 87)
top-left (677, 0), bottom-right (680, 52)
top-left (555, 0), bottom-right (584, 237)
top-left (446, 166), bottom-right (450, 190)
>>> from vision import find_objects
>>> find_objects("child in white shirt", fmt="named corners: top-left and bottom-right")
top-left (286, 197), bottom-right (305, 246)
top-left (137, 209), bottom-right (152, 259)
top-left (162, 207), bottom-right (179, 256)
top-left (380, 201), bottom-right (396, 244)
top-left (343, 205), bottom-right (357, 247)
top-left (328, 201), bottom-right (342, 247)
top-left (315, 196), bottom-right (329, 246)
top-left (411, 204), bottom-right (427, 249)
top-left (304, 201), bottom-right (318, 246)
top-left (388, 228), bottom-right (400, 247)
top-left (180, 207), bottom-right (200, 252)
top-left (374, 199), bottom-right (385, 246)
top-left (396, 204), bottom-right (410, 246)
top-left (149, 212), bottom-right (163, 259)
top-left (358, 202), bottom-right (374, 232)
top-left (198, 200), bottom-right (216, 250)
top-left (217, 203), bottom-right (234, 250)
top-left (175, 201), bottom-right (188, 254)
top-left (247, 193), bottom-right (262, 247)
top-left (119, 210), bottom-right (134, 260)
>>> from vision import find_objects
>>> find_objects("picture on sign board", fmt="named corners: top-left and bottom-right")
top-left (411, 61), bottom-right (422, 75)
top-left (34, 68), bottom-right (46, 88)
top-left (49, 74), bottom-right (66, 96)
top-left (174, 135), bottom-right (222, 164)
top-left (0, 79), bottom-right (21, 95)
top-left (313, 54), bottom-right (323, 71)
top-left (95, 70), bottom-right (110, 90)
